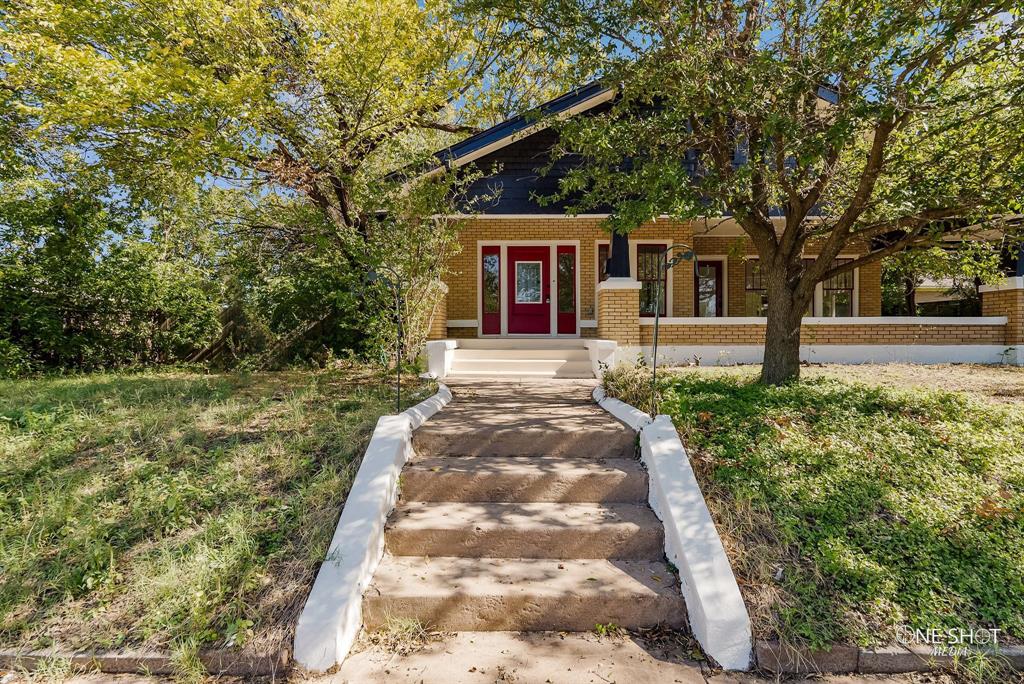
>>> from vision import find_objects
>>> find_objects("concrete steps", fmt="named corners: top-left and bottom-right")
top-left (401, 456), bottom-right (648, 503)
top-left (447, 340), bottom-right (595, 379)
top-left (364, 556), bottom-right (686, 631)
top-left (412, 425), bottom-right (636, 458)
top-left (449, 359), bottom-right (594, 378)
top-left (453, 348), bottom-right (590, 360)
top-left (455, 338), bottom-right (590, 349)
top-left (361, 379), bottom-right (684, 634)
top-left (385, 501), bottom-right (663, 559)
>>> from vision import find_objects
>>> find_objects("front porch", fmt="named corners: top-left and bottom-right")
top-left (426, 276), bottom-right (1024, 378)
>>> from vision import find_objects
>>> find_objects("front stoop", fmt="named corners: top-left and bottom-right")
top-left (362, 379), bottom-right (686, 636)
top-left (446, 339), bottom-right (595, 378)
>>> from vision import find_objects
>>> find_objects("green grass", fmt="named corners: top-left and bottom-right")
top-left (0, 367), bottom-right (433, 660)
top-left (604, 365), bottom-right (1024, 651)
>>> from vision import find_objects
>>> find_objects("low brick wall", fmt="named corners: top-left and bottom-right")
top-left (639, 318), bottom-right (1008, 346)
top-left (446, 327), bottom-right (478, 339)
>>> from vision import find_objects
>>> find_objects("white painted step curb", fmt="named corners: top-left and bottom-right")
top-left (292, 384), bottom-right (452, 673)
top-left (592, 386), bottom-right (753, 671)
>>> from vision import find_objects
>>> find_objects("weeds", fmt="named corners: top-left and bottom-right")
top-left (593, 622), bottom-right (624, 639)
top-left (0, 368), bottom-right (430, 657)
top-left (365, 616), bottom-right (440, 655)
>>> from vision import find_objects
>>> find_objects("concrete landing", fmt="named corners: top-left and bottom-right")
top-left (412, 380), bottom-right (636, 458)
top-left (328, 631), bottom-right (947, 684)
top-left (335, 631), bottom-right (707, 684)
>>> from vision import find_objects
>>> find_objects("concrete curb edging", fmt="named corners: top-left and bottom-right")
top-left (425, 340), bottom-right (458, 379)
top-left (0, 646), bottom-right (287, 677)
top-left (592, 386), bottom-right (651, 431)
top-left (292, 384), bottom-right (453, 673)
top-left (591, 387), bottom-right (753, 671)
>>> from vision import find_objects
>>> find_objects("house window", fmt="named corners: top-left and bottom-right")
top-left (515, 261), bottom-right (542, 303)
top-left (597, 244), bottom-right (609, 282)
top-left (694, 261), bottom-right (724, 317)
top-left (637, 245), bottom-right (667, 317)
top-left (744, 258), bottom-right (819, 316)
top-left (483, 253), bottom-right (500, 314)
top-left (822, 258), bottom-right (854, 317)
top-left (744, 259), bottom-right (768, 316)
top-left (557, 251), bottom-right (575, 313)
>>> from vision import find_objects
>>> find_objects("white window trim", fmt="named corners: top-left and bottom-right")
top-left (477, 240), bottom-right (581, 337)
top-left (743, 254), bottom-right (860, 317)
top-left (595, 239), bottom-right (675, 318)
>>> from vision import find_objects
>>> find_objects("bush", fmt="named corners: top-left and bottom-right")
top-left (0, 339), bottom-right (31, 378)
top-left (601, 356), bottom-right (659, 413)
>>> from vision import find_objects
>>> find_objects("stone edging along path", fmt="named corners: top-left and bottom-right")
top-left (756, 641), bottom-right (1024, 674)
top-left (592, 386), bottom-right (754, 671)
top-left (593, 385), bottom-right (1024, 676)
top-left (0, 647), bottom-right (287, 677)
top-left (292, 384), bottom-right (453, 672)
top-left (0, 384), bottom-right (454, 678)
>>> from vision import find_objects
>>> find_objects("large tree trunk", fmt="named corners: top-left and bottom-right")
top-left (760, 265), bottom-right (812, 385)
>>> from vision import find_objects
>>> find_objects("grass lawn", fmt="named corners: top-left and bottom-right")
top-left (605, 363), bottom-right (1024, 654)
top-left (0, 366), bottom-right (433, 672)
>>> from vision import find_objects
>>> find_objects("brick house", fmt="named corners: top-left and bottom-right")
top-left (421, 84), bottom-right (1024, 377)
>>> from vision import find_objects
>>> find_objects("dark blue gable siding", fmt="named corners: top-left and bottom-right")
top-left (455, 128), bottom-right (595, 214)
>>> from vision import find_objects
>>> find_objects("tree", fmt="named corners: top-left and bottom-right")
top-left (0, 163), bottom-right (220, 371)
top-left (478, 0), bottom-right (1024, 383)
top-left (3, 0), bottom-right (567, 365)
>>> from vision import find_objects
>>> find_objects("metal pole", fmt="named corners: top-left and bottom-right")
top-left (651, 244), bottom-right (694, 417)
top-left (395, 283), bottom-right (401, 413)
top-left (651, 259), bottom-right (662, 415)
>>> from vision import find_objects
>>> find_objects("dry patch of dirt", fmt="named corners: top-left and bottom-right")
top-left (801, 363), bottom-right (1024, 404)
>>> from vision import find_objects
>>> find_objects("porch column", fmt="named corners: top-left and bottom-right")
top-left (608, 231), bottom-right (631, 278)
top-left (980, 276), bottom-right (1024, 365)
top-left (598, 231), bottom-right (642, 346)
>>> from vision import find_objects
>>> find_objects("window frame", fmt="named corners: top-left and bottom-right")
top-left (743, 255), bottom-right (860, 317)
top-left (595, 240), bottom-right (674, 317)
top-left (636, 243), bottom-right (668, 317)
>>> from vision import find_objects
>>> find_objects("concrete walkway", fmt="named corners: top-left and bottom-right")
top-left (328, 630), bottom-right (953, 684)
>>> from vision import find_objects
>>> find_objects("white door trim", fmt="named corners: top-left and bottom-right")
top-left (477, 240), bottom-right (581, 337)
top-left (694, 255), bottom-right (728, 317)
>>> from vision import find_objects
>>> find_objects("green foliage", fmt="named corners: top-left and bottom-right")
top-left (881, 242), bottom-right (1015, 316)
top-left (483, 0), bottom-right (1024, 382)
top-left (600, 356), bottom-right (655, 414)
top-left (1, 0), bottom-right (557, 372)
top-left (0, 368), bottom-right (434, 653)
top-left (0, 167), bottom-right (221, 373)
top-left (607, 370), bottom-right (1024, 653)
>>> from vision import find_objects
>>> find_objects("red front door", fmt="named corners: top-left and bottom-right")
top-left (507, 246), bottom-right (550, 334)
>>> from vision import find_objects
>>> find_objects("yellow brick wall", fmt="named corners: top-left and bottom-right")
top-left (640, 322), bottom-right (1007, 345)
top-left (982, 287), bottom-right (1024, 345)
top-left (597, 285), bottom-right (641, 345)
top-left (858, 261), bottom-right (882, 316)
top-left (426, 291), bottom-right (447, 341)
